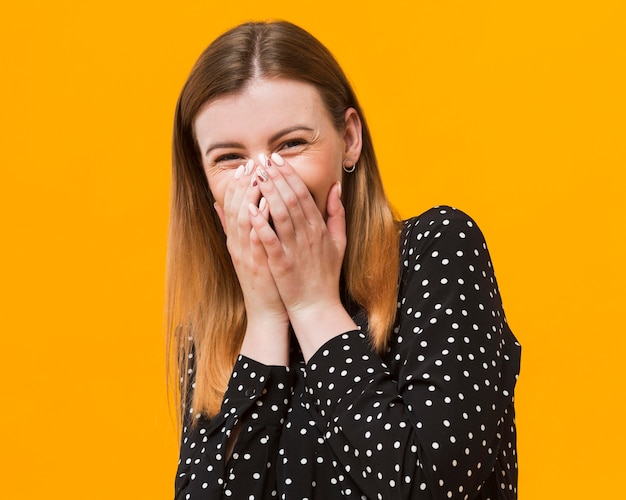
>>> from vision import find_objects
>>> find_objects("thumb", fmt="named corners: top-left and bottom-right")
top-left (325, 182), bottom-right (346, 244)
top-left (214, 202), bottom-right (227, 231)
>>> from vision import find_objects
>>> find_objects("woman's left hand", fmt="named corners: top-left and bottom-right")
top-left (248, 153), bottom-right (357, 360)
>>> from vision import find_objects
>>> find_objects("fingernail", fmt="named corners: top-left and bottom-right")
top-left (234, 164), bottom-right (245, 180)
top-left (250, 175), bottom-right (258, 187)
top-left (336, 182), bottom-right (342, 198)
top-left (248, 203), bottom-right (259, 216)
top-left (259, 197), bottom-right (267, 211)
top-left (244, 159), bottom-right (254, 176)
top-left (258, 153), bottom-right (269, 168)
top-left (270, 153), bottom-right (285, 166)
top-left (256, 167), bottom-right (268, 182)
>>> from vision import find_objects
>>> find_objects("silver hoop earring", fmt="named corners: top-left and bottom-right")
top-left (342, 159), bottom-right (356, 173)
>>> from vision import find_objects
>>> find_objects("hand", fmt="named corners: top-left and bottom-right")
top-left (215, 160), bottom-right (290, 365)
top-left (248, 154), bottom-right (357, 360)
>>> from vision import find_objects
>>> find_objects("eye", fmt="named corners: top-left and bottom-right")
top-left (279, 138), bottom-right (308, 150)
top-left (214, 153), bottom-right (244, 164)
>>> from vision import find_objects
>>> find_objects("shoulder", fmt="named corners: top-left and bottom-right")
top-left (402, 205), bottom-right (479, 235)
top-left (401, 205), bottom-right (486, 253)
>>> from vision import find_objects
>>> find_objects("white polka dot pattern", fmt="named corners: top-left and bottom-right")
top-left (174, 206), bottom-right (521, 499)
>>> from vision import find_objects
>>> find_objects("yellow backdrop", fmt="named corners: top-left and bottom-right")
top-left (1, 1), bottom-right (624, 498)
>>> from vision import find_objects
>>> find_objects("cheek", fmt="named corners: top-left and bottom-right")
top-left (295, 164), bottom-right (341, 214)
top-left (206, 175), bottom-right (228, 207)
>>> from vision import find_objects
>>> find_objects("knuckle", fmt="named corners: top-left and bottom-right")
top-left (283, 194), bottom-right (299, 210)
top-left (235, 212), bottom-right (248, 229)
top-left (272, 210), bottom-right (290, 225)
top-left (292, 184), bottom-right (309, 199)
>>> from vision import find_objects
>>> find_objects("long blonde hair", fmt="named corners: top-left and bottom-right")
top-left (167, 21), bottom-right (401, 424)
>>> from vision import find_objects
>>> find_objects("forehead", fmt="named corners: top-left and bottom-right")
top-left (194, 78), bottom-right (330, 139)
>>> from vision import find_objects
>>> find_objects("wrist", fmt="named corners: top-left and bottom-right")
top-left (241, 313), bottom-right (290, 366)
top-left (288, 301), bottom-right (357, 362)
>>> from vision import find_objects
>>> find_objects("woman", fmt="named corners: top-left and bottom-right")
top-left (167, 20), bottom-right (521, 499)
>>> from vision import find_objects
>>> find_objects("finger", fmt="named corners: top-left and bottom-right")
top-left (235, 174), bottom-right (263, 252)
top-left (223, 160), bottom-right (255, 210)
top-left (325, 182), bottom-right (347, 250)
top-left (224, 160), bottom-right (256, 229)
top-left (268, 153), bottom-right (322, 225)
top-left (249, 197), bottom-right (269, 245)
top-left (220, 160), bottom-right (260, 262)
top-left (254, 162), bottom-right (298, 244)
top-left (222, 164), bottom-right (246, 230)
top-left (248, 202), bottom-right (285, 264)
top-left (256, 153), bottom-right (319, 243)
top-left (258, 196), bottom-right (269, 221)
top-left (214, 202), bottom-right (226, 230)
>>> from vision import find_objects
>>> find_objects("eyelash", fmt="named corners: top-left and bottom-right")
top-left (214, 153), bottom-right (244, 164)
top-left (280, 138), bottom-right (308, 150)
top-left (211, 138), bottom-right (308, 166)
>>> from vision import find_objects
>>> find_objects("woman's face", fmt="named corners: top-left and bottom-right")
top-left (194, 78), bottom-right (361, 218)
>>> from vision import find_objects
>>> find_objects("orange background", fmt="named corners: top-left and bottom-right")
top-left (1, 1), bottom-right (624, 498)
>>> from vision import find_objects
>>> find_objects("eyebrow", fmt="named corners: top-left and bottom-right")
top-left (204, 125), bottom-right (315, 157)
top-left (204, 141), bottom-right (244, 157)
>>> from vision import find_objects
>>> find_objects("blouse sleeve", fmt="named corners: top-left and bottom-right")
top-left (304, 207), bottom-right (521, 499)
top-left (174, 354), bottom-right (294, 499)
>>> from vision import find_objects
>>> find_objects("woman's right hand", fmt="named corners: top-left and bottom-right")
top-left (214, 160), bottom-right (290, 366)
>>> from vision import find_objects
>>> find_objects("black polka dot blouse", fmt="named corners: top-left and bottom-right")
top-left (174, 206), bottom-right (521, 499)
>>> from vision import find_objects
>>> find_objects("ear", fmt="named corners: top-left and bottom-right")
top-left (342, 108), bottom-right (363, 163)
